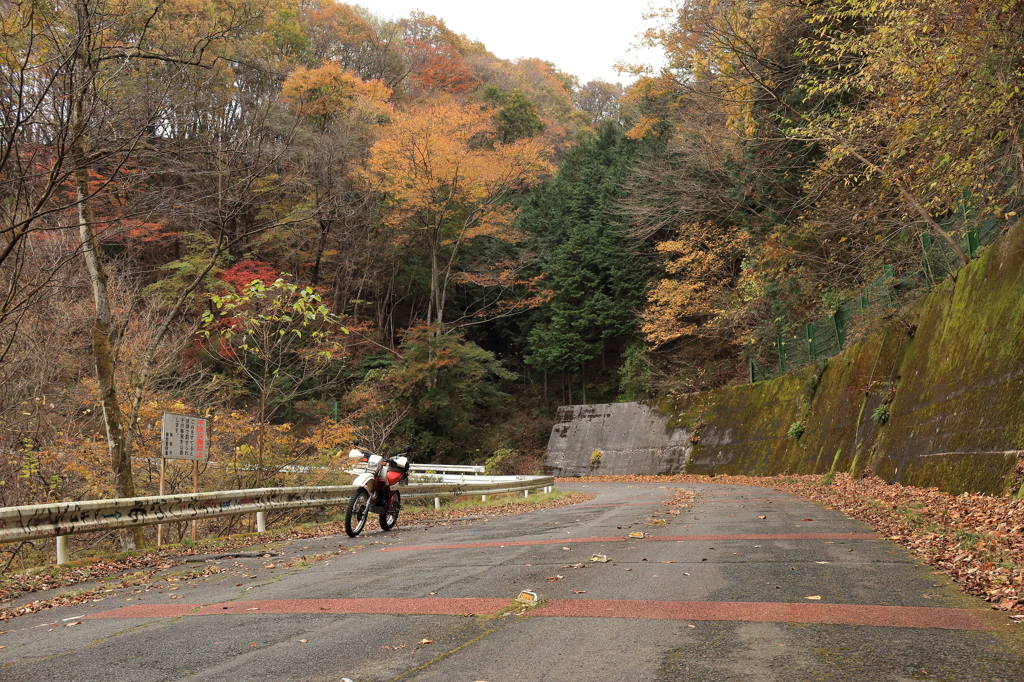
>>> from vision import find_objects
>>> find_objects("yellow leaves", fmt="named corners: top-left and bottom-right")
top-left (280, 64), bottom-right (391, 126)
top-left (642, 223), bottom-right (750, 347)
top-left (626, 114), bottom-right (660, 140)
top-left (365, 96), bottom-right (553, 242)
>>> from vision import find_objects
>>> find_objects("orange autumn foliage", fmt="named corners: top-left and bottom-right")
top-left (280, 64), bottom-right (391, 126)
top-left (365, 96), bottom-right (553, 325)
top-left (642, 223), bottom-right (749, 347)
top-left (366, 97), bottom-right (553, 239)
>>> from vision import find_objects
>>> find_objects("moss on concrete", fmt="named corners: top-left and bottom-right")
top-left (659, 221), bottom-right (1024, 495)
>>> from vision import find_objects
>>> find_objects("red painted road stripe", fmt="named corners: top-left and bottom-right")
top-left (82, 604), bottom-right (197, 619)
top-left (83, 597), bottom-right (999, 631)
top-left (381, 532), bottom-right (877, 552)
top-left (381, 536), bottom-right (627, 551)
top-left (570, 501), bottom-right (665, 509)
top-left (84, 597), bottom-right (509, 620)
top-left (531, 599), bottom-right (999, 631)
top-left (698, 499), bottom-right (792, 503)
top-left (655, 533), bottom-right (878, 542)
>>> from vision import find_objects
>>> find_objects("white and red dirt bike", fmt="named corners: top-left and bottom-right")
top-left (345, 445), bottom-right (411, 537)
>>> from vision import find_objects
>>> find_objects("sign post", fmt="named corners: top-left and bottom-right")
top-left (161, 413), bottom-right (210, 545)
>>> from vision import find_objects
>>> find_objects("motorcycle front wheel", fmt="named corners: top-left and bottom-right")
top-left (379, 490), bottom-right (401, 531)
top-left (344, 488), bottom-right (370, 537)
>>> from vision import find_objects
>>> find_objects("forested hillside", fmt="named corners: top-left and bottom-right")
top-left (1, 0), bottom-right (1021, 538)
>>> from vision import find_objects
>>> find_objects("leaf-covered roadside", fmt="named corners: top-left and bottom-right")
top-left (728, 473), bottom-right (1024, 616)
top-left (563, 473), bottom-right (1024, 618)
top-left (0, 491), bottom-right (590, 622)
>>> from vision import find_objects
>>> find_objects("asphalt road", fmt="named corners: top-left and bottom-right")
top-left (2, 481), bottom-right (1023, 681)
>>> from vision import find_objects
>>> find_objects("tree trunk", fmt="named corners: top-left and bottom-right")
top-left (896, 181), bottom-right (971, 266)
top-left (72, 0), bottom-right (141, 550)
top-left (844, 147), bottom-right (970, 266)
top-left (581, 365), bottom-right (587, 405)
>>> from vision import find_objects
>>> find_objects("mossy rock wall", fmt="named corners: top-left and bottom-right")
top-left (544, 222), bottom-right (1024, 495)
top-left (664, 220), bottom-right (1024, 494)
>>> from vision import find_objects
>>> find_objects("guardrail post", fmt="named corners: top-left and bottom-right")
top-left (56, 535), bottom-right (69, 565)
top-left (256, 511), bottom-right (267, 533)
top-left (481, 495), bottom-right (487, 502)
top-left (434, 497), bottom-right (440, 509)
top-left (524, 489), bottom-right (529, 498)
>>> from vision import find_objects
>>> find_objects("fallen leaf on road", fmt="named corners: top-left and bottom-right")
top-left (246, 607), bottom-right (259, 611)
top-left (805, 595), bottom-right (822, 600)
top-left (562, 563), bottom-right (584, 569)
top-left (623, 568), bottom-right (632, 571)
top-left (65, 622), bottom-right (81, 627)
top-left (661, 561), bottom-right (676, 564)
top-left (802, 519), bottom-right (814, 522)
top-left (572, 590), bottom-right (585, 594)
top-left (758, 516), bottom-right (767, 520)
top-left (299, 639), bottom-right (307, 643)
top-left (590, 555), bottom-right (609, 563)
top-left (562, 547), bottom-right (570, 550)
top-left (546, 575), bottom-right (564, 582)
top-left (687, 624), bottom-right (696, 628)
top-left (419, 639), bottom-right (433, 644)
top-left (429, 592), bottom-right (437, 595)
top-left (629, 532), bottom-right (645, 539)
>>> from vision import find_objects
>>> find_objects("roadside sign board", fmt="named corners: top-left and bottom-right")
top-left (161, 412), bottom-right (209, 461)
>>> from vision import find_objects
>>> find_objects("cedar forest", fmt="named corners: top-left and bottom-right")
top-left (1, 0), bottom-right (1022, 548)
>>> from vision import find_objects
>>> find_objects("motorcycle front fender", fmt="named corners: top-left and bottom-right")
top-left (351, 472), bottom-right (376, 492)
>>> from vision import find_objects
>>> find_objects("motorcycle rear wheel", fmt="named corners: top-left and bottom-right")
top-left (379, 490), bottom-right (401, 531)
top-left (344, 489), bottom-right (370, 537)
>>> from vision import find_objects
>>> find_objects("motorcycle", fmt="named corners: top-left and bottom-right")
top-left (345, 444), bottom-right (411, 537)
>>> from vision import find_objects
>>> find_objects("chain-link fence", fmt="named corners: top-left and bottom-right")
top-left (749, 216), bottom-right (1009, 383)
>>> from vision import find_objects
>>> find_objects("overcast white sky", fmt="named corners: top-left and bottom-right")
top-left (355, 0), bottom-right (666, 85)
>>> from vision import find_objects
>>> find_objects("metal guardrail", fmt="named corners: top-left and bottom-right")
top-left (409, 464), bottom-right (485, 474)
top-left (0, 476), bottom-right (556, 546)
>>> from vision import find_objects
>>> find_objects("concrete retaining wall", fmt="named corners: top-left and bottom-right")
top-left (544, 402), bottom-right (692, 477)
top-left (543, 220), bottom-right (1024, 495)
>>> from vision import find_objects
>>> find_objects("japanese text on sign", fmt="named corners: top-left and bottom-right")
top-left (161, 413), bottom-right (209, 461)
